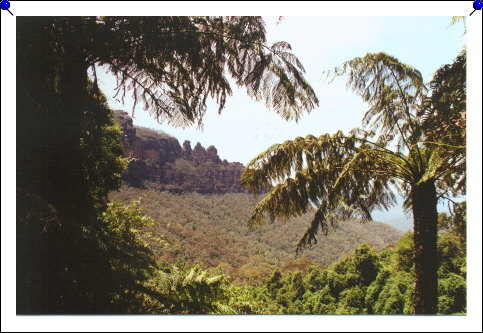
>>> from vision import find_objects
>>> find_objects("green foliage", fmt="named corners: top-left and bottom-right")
top-left (96, 201), bottom-right (161, 313)
top-left (224, 285), bottom-right (266, 314)
top-left (82, 85), bottom-right (129, 215)
top-left (438, 273), bottom-right (466, 314)
top-left (142, 266), bottom-right (229, 314)
top-left (438, 233), bottom-right (466, 277)
top-left (353, 244), bottom-right (380, 285)
top-left (303, 286), bottom-right (337, 314)
top-left (372, 271), bottom-right (414, 314)
top-left (437, 202), bottom-right (466, 277)
top-left (266, 269), bottom-right (284, 298)
top-left (393, 232), bottom-right (415, 272)
top-left (321, 269), bottom-right (348, 298)
top-left (335, 286), bottom-right (367, 314)
top-left (303, 266), bottom-right (325, 292)
top-left (252, 235), bottom-right (465, 315)
top-left (365, 269), bottom-right (391, 313)
top-left (102, 200), bottom-right (156, 254)
top-left (438, 202), bottom-right (466, 239)
top-left (281, 271), bottom-right (306, 304)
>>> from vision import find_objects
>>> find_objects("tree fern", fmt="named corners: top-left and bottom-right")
top-left (147, 266), bottom-right (231, 314)
top-left (92, 16), bottom-right (318, 127)
top-left (242, 52), bottom-right (466, 314)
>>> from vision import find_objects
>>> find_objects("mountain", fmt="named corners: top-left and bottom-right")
top-left (110, 186), bottom-right (403, 285)
top-left (114, 110), bottom-right (247, 194)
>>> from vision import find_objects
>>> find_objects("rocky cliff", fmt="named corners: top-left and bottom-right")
top-left (114, 110), bottom-right (247, 194)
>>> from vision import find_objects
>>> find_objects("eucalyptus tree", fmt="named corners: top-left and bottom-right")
top-left (241, 52), bottom-right (466, 314)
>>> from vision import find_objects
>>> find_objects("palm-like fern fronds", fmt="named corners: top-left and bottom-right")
top-left (147, 266), bottom-right (229, 314)
top-left (242, 132), bottom-right (404, 251)
top-left (94, 16), bottom-right (318, 127)
top-left (325, 52), bottom-right (427, 156)
top-left (243, 52), bottom-right (466, 254)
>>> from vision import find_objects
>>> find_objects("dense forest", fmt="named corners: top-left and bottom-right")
top-left (16, 16), bottom-right (466, 316)
top-left (105, 187), bottom-right (466, 314)
top-left (110, 186), bottom-right (403, 284)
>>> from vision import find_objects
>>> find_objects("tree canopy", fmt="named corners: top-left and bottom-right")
top-left (56, 16), bottom-right (318, 126)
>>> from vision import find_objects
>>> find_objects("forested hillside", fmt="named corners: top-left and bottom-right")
top-left (15, 16), bottom-right (467, 318)
top-left (110, 185), bottom-right (402, 285)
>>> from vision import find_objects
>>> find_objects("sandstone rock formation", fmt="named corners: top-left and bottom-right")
top-left (114, 110), bottom-right (248, 194)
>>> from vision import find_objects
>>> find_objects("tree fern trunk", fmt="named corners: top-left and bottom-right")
top-left (412, 180), bottom-right (439, 314)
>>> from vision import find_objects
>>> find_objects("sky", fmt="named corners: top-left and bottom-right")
top-left (97, 16), bottom-right (466, 166)
top-left (96, 16), bottom-right (466, 224)
top-left (2, 2), bottom-right (482, 332)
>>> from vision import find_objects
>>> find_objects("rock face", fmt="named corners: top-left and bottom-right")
top-left (114, 110), bottom-right (248, 194)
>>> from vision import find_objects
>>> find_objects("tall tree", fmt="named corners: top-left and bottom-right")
top-left (241, 52), bottom-right (466, 314)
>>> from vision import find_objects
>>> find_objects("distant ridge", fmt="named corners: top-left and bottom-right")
top-left (113, 110), bottom-right (248, 194)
